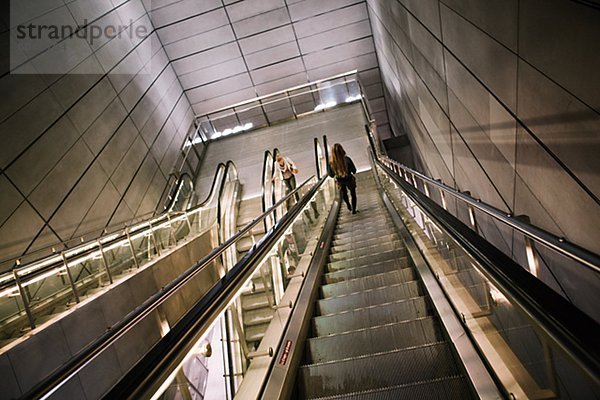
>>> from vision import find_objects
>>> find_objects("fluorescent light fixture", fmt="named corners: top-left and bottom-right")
top-left (345, 95), bottom-right (362, 103)
top-left (211, 123), bottom-right (253, 140)
top-left (314, 101), bottom-right (337, 111)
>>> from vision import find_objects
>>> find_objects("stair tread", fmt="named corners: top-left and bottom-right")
top-left (298, 342), bottom-right (462, 398)
top-left (324, 257), bottom-right (409, 281)
top-left (312, 296), bottom-right (430, 336)
top-left (307, 375), bottom-right (473, 400)
top-left (305, 317), bottom-right (443, 364)
top-left (321, 269), bottom-right (415, 297)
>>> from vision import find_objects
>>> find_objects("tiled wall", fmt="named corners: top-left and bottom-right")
top-left (367, 0), bottom-right (600, 261)
top-left (0, 0), bottom-right (195, 265)
top-left (150, 0), bottom-right (391, 136)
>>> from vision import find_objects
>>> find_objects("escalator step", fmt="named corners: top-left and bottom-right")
top-left (307, 375), bottom-right (474, 400)
top-left (328, 243), bottom-right (406, 263)
top-left (312, 296), bottom-right (430, 337)
top-left (334, 217), bottom-right (392, 233)
top-left (304, 317), bottom-right (443, 364)
top-left (327, 250), bottom-right (407, 272)
top-left (321, 269), bottom-right (416, 298)
top-left (331, 235), bottom-right (400, 253)
top-left (334, 226), bottom-right (395, 241)
top-left (297, 342), bottom-right (461, 398)
top-left (316, 281), bottom-right (421, 315)
top-left (324, 258), bottom-right (410, 283)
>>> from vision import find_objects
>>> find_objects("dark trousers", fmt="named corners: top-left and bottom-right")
top-left (340, 182), bottom-right (357, 212)
top-left (284, 176), bottom-right (300, 203)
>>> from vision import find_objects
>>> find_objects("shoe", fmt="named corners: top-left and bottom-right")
top-left (352, 209), bottom-right (359, 214)
top-left (346, 204), bottom-right (352, 211)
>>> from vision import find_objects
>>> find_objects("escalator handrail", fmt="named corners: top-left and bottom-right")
top-left (103, 173), bottom-right (328, 399)
top-left (261, 149), bottom-right (275, 232)
top-left (380, 155), bottom-right (600, 274)
top-left (271, 148), bottom-right (280, 222)
top-left (216, 160), bottom-right (239, 242)
top-left (164, 172), bottom-right (194, 212)
top-left (314, 138), bottom-right (323, 179)
top-left (22, 173), bottom-right (318, 400)
top-left (375, 155), bottom-right (600, 384)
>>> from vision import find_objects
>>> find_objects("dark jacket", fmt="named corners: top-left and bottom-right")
top-left (328, 156), bottom-right (357, 185)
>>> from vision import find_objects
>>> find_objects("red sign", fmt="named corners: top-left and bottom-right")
top-left (279, 340), bottom-right (293, 365)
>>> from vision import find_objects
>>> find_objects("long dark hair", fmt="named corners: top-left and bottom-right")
top-left (330, 143), bottom-right (348, 177)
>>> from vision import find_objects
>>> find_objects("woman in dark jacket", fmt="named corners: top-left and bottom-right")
top-left (328, 143), bottom-right (358, 214)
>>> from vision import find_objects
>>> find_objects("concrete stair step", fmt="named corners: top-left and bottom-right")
top-left (243, 307), bottom-right (274, 327)
top-left (245, 323), bottom-right (268, 343)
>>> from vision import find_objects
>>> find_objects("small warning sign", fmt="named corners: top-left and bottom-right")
top-left (279, 340), bottom-right (293, 365)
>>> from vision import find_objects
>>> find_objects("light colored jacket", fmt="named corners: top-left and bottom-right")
top-left (276, 157), bottom-right (297, 180)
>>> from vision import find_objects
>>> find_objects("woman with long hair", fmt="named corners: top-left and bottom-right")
top-left (328, 143), bottom-right (358, 214)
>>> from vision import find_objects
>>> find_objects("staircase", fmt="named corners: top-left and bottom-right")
top-left (235, 196), bottom-right (276, 351)
top-left (296, 172), bottom-right (475, 399)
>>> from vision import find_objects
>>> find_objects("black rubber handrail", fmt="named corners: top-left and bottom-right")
top-left (103, 174), bottom-right (328, 399)
top-left (216, 160), bottom-right (238, 243)
top-left (21, 173), bottom-right (318, 400)
top-left (261, 149), bottom-right (275, 232)
top-left (376, 156), bottom-right (600, 384)
top-left (163, 172), bottom-right (194, 212)
top-left (272, 148), bottom-right (280, 222)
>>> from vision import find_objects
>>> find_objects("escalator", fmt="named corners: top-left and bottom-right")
top-left (13, 131), bottom-right (599, 399)
top-left (295, 172), bottom-right (474, 398)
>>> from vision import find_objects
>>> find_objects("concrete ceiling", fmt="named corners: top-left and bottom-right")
top-left (149, 0), bottom-right (390, 135)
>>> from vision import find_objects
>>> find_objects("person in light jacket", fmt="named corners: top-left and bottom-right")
top-left (273, 153), bottom-right (300, 203)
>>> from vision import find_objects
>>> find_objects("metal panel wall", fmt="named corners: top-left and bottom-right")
top-left (367, 0), bottom-right (600, 255)
top-left (0, 0), bottom-right (195, 265)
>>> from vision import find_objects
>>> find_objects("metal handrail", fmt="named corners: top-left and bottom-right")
top-left (194, 70), bottom-right (359, 120)
top-left (22, 174), bottom-right (319, 400)
top-left (380, 155), bottom-right (600, 274)
top-left (375, 155), bottom-right (600, 386)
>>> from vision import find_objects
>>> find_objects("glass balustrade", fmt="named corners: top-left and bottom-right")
top-left (376, 163), bottom-right (600, 399)
top-left (151, 177), bottom-right (335, 400)
top-left (0, 164), bottom-right (228, 348)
